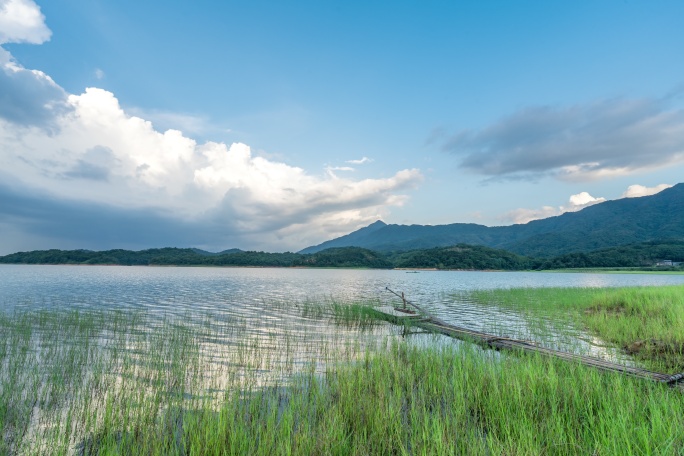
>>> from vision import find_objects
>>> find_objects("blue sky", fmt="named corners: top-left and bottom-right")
top-left (1, 0), bottom-right (684, 254)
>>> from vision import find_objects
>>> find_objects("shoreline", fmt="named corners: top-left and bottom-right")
top-left (2, 262), bottom-right (683, 275)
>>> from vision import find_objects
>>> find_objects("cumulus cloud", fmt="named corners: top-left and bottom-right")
top-left (0, 1), bottom-right (423, 253)
top-left (444, 97), bottom-right (684, 182)
top-left (0, 4), bottom-right (70, 129)
top-left (567, 191), bottom-right (605, 207)
top-left (502, 191), bottom-right (606, 224)
top-left (0, 47), bottom-right (70, 128)
top-left (621, 183), bottom-right (672, 198)
top-left (0, 85), bottom-right (422, 251)
top-left (0, 0), bottom-right (50, 44)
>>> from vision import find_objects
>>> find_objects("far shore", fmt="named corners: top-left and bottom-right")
top-left (2, 262), bottom-right (684, 275)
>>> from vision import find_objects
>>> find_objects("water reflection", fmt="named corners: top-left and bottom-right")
top-left (2, 265), bottom-right (683, 366)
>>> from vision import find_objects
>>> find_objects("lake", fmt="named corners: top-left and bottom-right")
top-left (4, 264), bottom-right (684, 453)
top-left (3, 264), bottom-right (684, 361)
top-left (4, 265), bottom-right (684, 314)
top-left (4, 265), bottom-right (682, 453)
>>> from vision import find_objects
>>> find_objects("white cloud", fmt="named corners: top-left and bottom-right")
top-left (347, 156), bottom-right (372, 165)
top-left (94, 68), bottom-right (104, 80)
top-left (0, 85), bottom-right (422, 249)
top-left (621, 183), bottom-right (672, 198)
top-left (0, 1), bottom-right (64, 128)
top-left (567, 191), bottom-right (605, 207)
top-left (0, 0), bottom-right (50, 44)
top-left (0, 0), bottom-right (422, 249)
top-left (0, 2), bottom-right (424, 251)
top-left (0, 46), bottom-right (69, 127)
top-left (502, 191), bottom-right (606, 224)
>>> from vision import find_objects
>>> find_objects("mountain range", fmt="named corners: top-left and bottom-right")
top-left (300, 183), bottom-right (684, 257)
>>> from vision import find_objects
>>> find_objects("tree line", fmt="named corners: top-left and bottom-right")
top-left (1, 240), bottom-right (683, 270)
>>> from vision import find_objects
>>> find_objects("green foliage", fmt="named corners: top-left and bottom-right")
top-left (469, 285), bottom-right (684, 372)
top-left (389, 243), bottom-right (536, 270)
top-left (0, 247), bottom-right (391, 268)
top-left (0, 247), bottom-right (206, 266)
top-left (2, 238), bottom-right (684, 270)
top-left (536, 239), bottom-right (684, 269)
top-left (4, 307), bottom-right (683, 455)
top-left (294, 247), bottom-right (392, 268)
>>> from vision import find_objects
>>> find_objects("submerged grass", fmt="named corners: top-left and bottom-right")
top-left (86, 342), bottom-right (684, 455)
top-left (467, 285), bottom-right (684, 372)
top-left (2, 295), bottom-right (684, 454)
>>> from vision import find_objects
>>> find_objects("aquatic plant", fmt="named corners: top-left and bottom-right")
top-left (467, 285), bottom-right (684, 372)
top-left (2, 291), bottom-right (683, 454)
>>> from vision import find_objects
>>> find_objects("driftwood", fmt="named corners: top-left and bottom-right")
top-left (382, 288), bottom-right (684, 387)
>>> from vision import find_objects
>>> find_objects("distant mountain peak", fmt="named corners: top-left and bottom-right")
top-left (300, 183), bottom-right (684, 256)
top-left (298, 220), bottom-right (388, 254)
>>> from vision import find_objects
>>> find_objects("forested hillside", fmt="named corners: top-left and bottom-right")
top-left (301, 184), bottom-right (684, 257)
top-left (388, 244), bottom-right (535, 270)
top-left (536, 239), bottom-right (684, 269)
top-left (0, 247), bottom-right (390, 269)
top-left (2, 240), bottom-right (683, 270)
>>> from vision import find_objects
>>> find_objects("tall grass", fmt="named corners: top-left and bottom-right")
top-left (2, 295), bottom-right (683, 454)
top-left (56, 342), bottom-right (684, 454)
top-left (467, 285), bottom-right (684, 372)
top-left (0, 302), bottom-right (386, 455)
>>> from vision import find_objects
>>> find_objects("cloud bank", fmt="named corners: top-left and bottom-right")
top-left (444, 97), bottom-right (684, 182)
top-left (0, 2), bottom-right (422, 253)
top-left (502, 183), bottom-right (671, 224)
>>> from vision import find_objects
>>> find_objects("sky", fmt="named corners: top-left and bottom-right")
top-left (1, 0), bottom-right (684, 254)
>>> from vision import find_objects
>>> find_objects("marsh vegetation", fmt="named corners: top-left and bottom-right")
top-left (2, 285), bottom-right (684, 454)
top-left (468, 285), bottom-right (684, 372)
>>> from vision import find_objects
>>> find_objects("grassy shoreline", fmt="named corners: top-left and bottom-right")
top-left (2, 289), bottom-right (684, 454)
top-left (467, 285), bottom-right (684, 373)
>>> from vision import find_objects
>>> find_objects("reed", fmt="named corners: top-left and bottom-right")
top-left (467, 285), bottom-right (684, 372)
top-left (2, 293), bottom-right (683, 455)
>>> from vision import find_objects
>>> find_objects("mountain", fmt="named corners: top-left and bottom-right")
top-left (388, 244), bottom-right (536, 270)
top-left (536, 239), bottom-right (684, 269)
top-left (299, 220), bottom-right (388, 254)
top-left (299, 183), bottom-right (684, 257)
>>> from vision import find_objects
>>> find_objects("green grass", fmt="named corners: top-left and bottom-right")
top-left (2, 296), bottom-right (684, 454)
top-left (84, 342), bottom-right (684, 455)
top-left (467, 285), bottom-right (684, 372)
top-left (540, 268), bottom-right (684, 275)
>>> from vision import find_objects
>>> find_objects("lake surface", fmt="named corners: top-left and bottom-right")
top-left (4, 266), bottom-right (684, 453)
top-left (4, 264), bottom-right (684, 311)
top-left (3, 265), bottom-right (684, 365)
